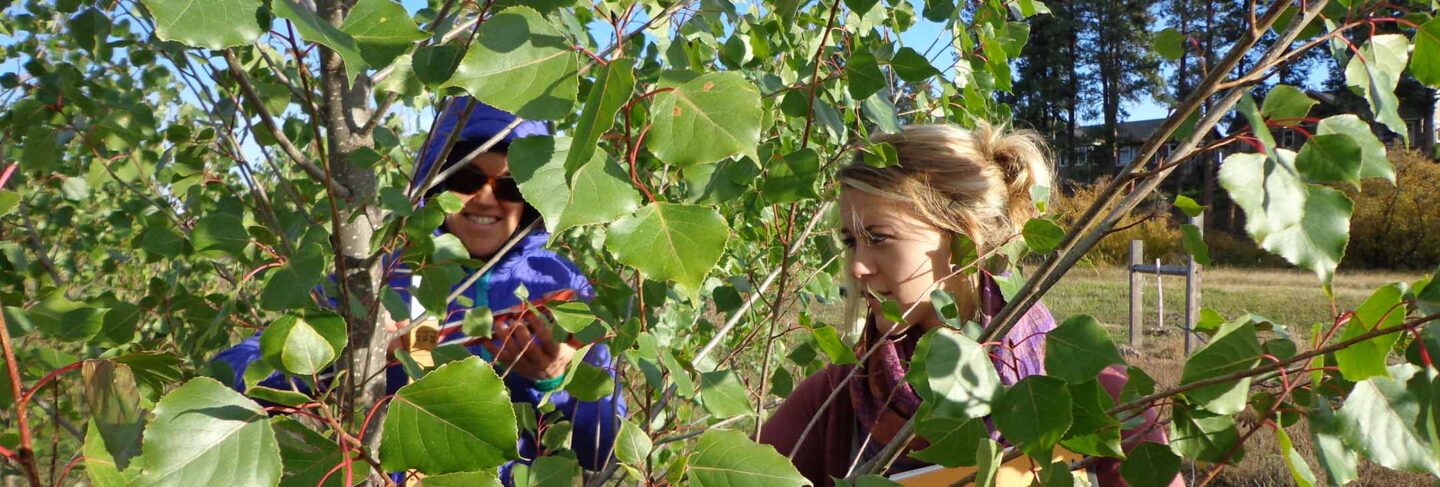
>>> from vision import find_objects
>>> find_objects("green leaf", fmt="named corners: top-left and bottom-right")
top-left (81, 360), bottom-right (145, 471)
top-left (1172, 195), bottom-right (1205, 218)
top-left (1275, 413), bottom-right (1317, 487)
top-left (890, 47), bottom-right (941, 83)
top-left (973, 438), bottom-right (1003, 487)
top-left (260, 312), bottom-right (347, 376)
top-left (648, 72), bottom-right (762, 166)
top-left (140, 0), bottom-right (262, 49)
top-left (192, 211), bottom-right (250, 257)
top-left (615, 418), bottom-right (652, 466)
top-left (761, 148), bottom-right (821, 203)
top-left (563, 362), bottom-right (614, 401)
top-left (848, 49), bottom-right (885, 100)
top-left (1315, 114), bottom-right (1393, 183)
top-left (1295, 134), bottom-right (1362, 187)
top-left (1309, 404), bottom-right (1357, 485)
top-left (413, 44), bottom-right (465, 86)
top-left (380, 357), bottom-right (518, 473)
top-left (1152, 28), bottom-right (1184, 61)
top-left (272, 417), bottom-right (354, 487)
top-left (137, 378), bottom-right (281, 487)
top-left (84, 421), bottom-right (137, 487)
top-left (565, 58), bottom-right (634, 179)
top-left (1180, 224), bottom-right (1210, 266)
top-left (809, 324), bottom-right (857, 365)
top-left (556, 152), bottom-right (640, 235)
top-left (21, 126), bottom-right (60, 172)
top-left (547, 301), bottom-right (595, 333)
top-left (260, 243), bottom-right (325, 311)
top-left (922, 0), bottom-right (954, 22)
top-left (908, 327), bottom-right (1001, 421)
top-left (1335, 284), bottom-right (1406, 381)
top-left (273, 0), bottom-right (369, 82)
top-left (509, 137), bottom-right (640, 240)
top-left (1260, 85), bottom-right (1317, 123)
top-left (862, 92), bottom-right (901, 134)
top-left (1413, 19), bottom-right (1440, 87)
top-left (843, 0), bottom-right (880, 17)
top-left (911, 416), bottom-right (987, 467)
top-left (1218, 151), bottom-right (1353, 290)
top-left (462, 307), bottom-right (495, 339)
top-left (1169, 403), bottom-right (1241, 463)
top-left (514, 455), bottom-right (579, 487)
top-left (1179, 316), bottom-right (1261, 414)
top-left (246, 386), bottom-right (312, 408)
top-left (1120, 442), bottom-right (1180, 487)
top-left (339, 0), bottom-right (426, 68)
top-left (29, 290), bottom-right (107, 342)
top-left (0, 191), bottom-right (19, 217)
top-left (443, 6), bottom-right (578, 120)
top-left (1061, 379), bottom-right (1123, 457)
top-left (605, 203), bottom-right (730, 294)
top-left (699, 370), bottom-right (752, 419)
top-left (61, 177), bottom-right (89, 200)
top-left (423, 471), bottom-right (502, 487)
top-left (1022, 218), bottom-right (1064, 253)
top-left (1044, 315), bottom-right (1124, 384)
top-left (993, 375), bottom-right (1072, 460)
top-left (687, 430), bottom-right (808, 487)
top-left (138, 224), bottom-right (185, 259)
top-left (1343, 34), bottom-right (1411, 141)
top-left (1339, 364), bottom-right (1440, 475)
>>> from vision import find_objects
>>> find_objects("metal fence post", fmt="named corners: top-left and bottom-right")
top-left (1128, 240), bottom-right (1143, 347)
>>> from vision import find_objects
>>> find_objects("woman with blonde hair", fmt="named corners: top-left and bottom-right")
top-left (759, 123), bottom-right (1175, 486)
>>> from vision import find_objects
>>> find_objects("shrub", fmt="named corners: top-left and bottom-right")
top-left (1053, 177), bottom-right (1183, 266)
top-left (1344, 150), bottom-right (1440, 270)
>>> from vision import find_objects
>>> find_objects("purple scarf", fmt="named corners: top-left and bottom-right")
top-left (848, 272), bottom-right (1057, 461)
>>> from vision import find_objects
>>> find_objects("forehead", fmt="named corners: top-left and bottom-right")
top-left (838, 186), bottom-right (931, 232)
top-left (465, 152), bottom-right (509, 175)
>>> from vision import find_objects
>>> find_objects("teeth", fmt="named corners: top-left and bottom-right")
top-left (467, 215), bottom-right (498, 225)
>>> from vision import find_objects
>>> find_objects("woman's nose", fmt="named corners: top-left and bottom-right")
top-left (848, 252), bottom-right (875, 281)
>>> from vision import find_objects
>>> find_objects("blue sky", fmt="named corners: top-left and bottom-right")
top-left (390, 0), bottom-right (1175, 125)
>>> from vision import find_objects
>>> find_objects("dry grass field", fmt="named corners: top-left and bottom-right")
top-left (1045, 266), bottom-right (1434, 486)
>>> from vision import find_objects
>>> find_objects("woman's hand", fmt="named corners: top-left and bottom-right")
top-left (484, 312), bottom-right (575, 382)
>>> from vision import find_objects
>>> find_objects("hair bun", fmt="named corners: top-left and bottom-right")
top-left (975, 122), bottom-right (1053, 228)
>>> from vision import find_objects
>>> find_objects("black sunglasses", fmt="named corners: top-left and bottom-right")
top-left (445, 164), bottom-right (524, 202)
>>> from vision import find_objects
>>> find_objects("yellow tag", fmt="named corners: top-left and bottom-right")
top-left (408, 319), bottom-right (439, 368)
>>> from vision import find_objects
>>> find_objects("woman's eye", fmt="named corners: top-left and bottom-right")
top-left (840, 236), bottom-right (857, 248)
top-left (865, 234), bottom-right (890, 245)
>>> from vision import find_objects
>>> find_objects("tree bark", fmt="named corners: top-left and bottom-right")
top-left (314, 0), bottom-right (389, 455)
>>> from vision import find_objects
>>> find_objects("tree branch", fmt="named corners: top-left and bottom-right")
top-left (222, 50), bottom-right (350, 198)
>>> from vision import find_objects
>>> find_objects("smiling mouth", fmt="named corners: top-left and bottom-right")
top-left (464, 214), bottom-right (500, 226)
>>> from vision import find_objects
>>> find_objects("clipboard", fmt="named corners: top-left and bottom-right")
top-left (887, 446), bottom-right (1096, 486)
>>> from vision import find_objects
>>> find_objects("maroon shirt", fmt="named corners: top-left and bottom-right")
top-left (759, 364), bottom-right (1179, 486)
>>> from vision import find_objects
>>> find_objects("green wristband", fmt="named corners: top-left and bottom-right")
top-left (531, 373), bottom-right (566, 392)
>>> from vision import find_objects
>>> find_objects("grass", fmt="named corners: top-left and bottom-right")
top-left (1044, 265), bottom-right (1433, 486)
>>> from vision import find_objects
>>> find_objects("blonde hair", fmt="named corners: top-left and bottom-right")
top-left (838, 122), bottom-right (1054, 334)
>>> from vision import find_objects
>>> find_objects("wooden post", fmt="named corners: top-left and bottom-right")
top-left (1184, 213), bottom-right (1204, 356)
top-left (1128, 240), bottom-right (1143, 347)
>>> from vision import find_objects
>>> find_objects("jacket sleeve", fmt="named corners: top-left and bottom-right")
top-left (1091, 364), bottom-right (1186, 487)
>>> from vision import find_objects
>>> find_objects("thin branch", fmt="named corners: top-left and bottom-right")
top-left (979, 0), bottom-right (1319, 345)
top-left (222, 50), bottom-right (349, 198)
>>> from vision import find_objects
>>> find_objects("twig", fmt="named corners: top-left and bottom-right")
top-left (222, 50), bottom-right (349, 198)
top-left (979, 0), bottom-right (1320, 346)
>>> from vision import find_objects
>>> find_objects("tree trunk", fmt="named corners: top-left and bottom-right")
top-left (315, 0), bottom-right (389, 455)
top-left (1422, 87), bottom-right (1437, 158)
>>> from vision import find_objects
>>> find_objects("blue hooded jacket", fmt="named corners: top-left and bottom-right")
top-left (214, 98), bottom-right (625, 479)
